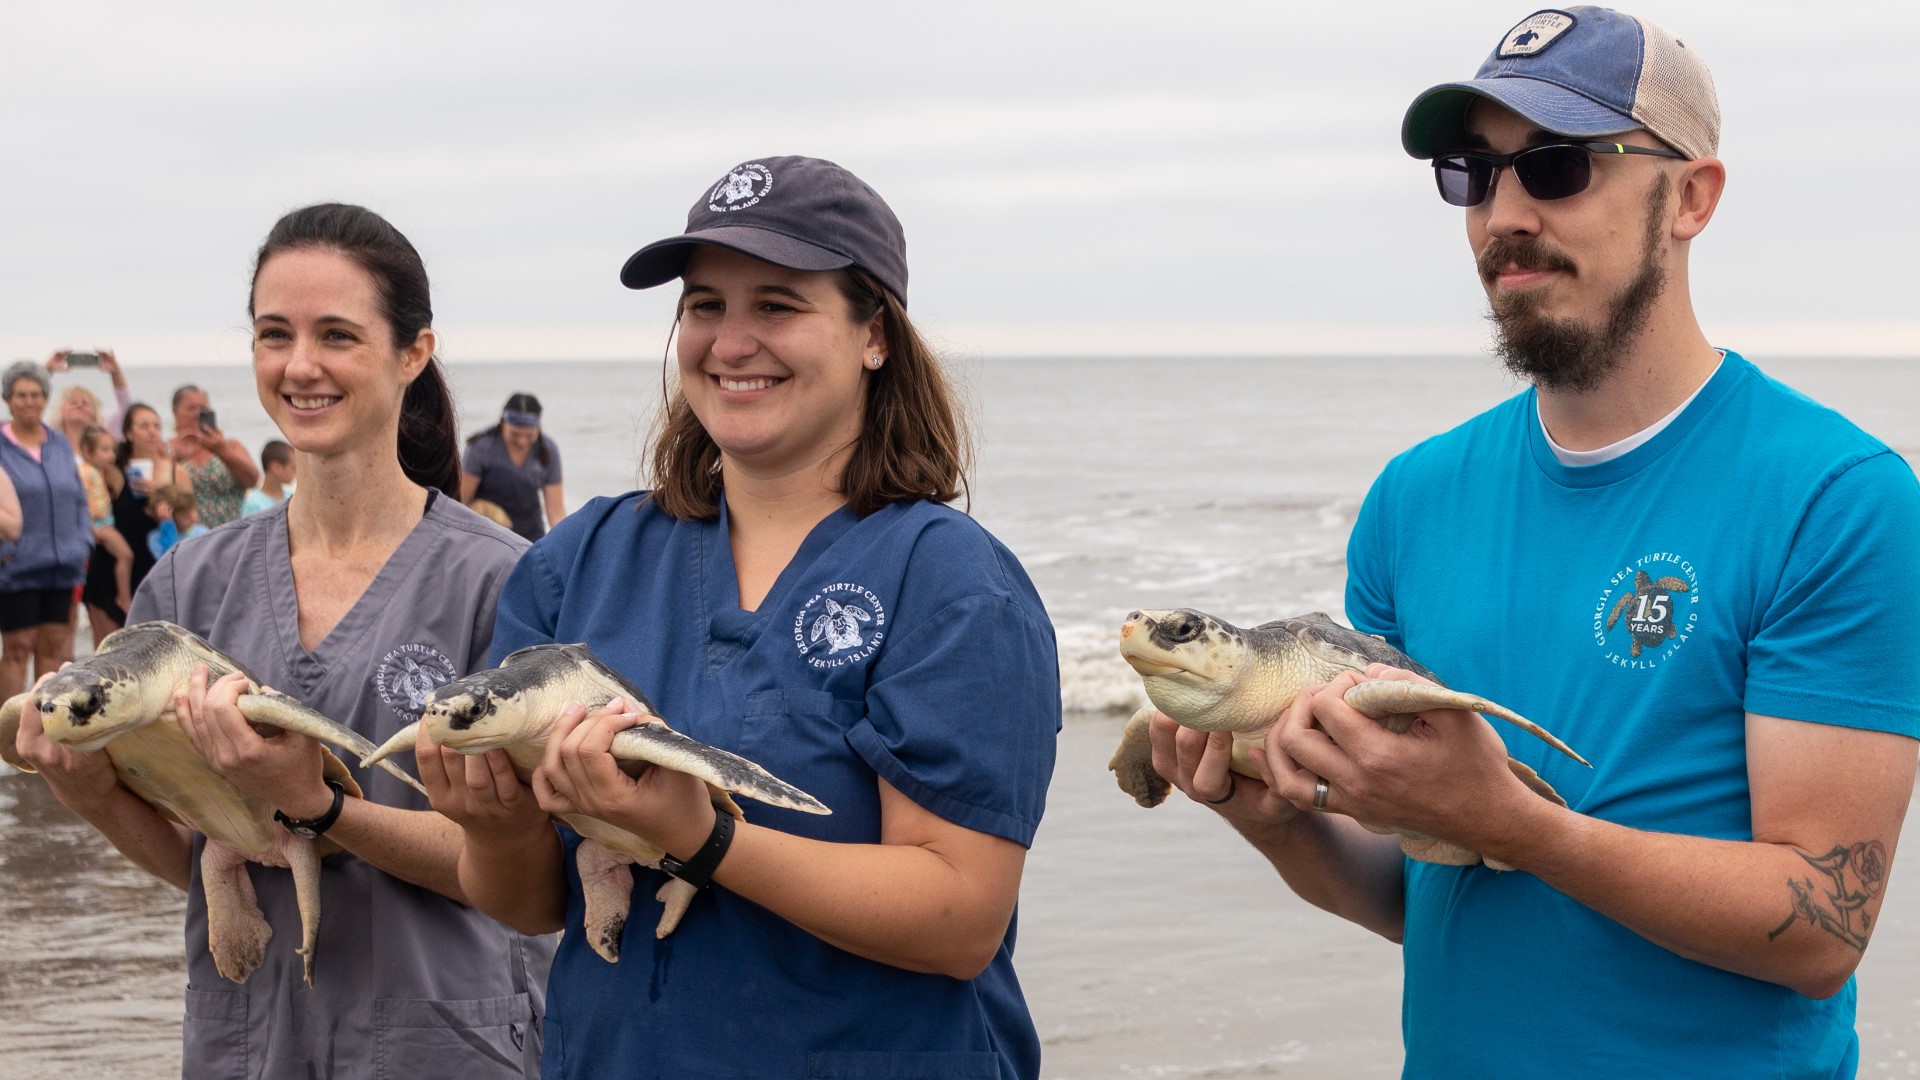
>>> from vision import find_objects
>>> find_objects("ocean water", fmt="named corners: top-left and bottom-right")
top-left (9, 353), bottom-right (1920, 1077)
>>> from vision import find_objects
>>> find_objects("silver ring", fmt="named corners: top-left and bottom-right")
top-left (1312, 778), bottom-right (1330, 810)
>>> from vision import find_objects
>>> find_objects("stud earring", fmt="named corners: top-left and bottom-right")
top-left (867, 355), bottom-right (884, 369)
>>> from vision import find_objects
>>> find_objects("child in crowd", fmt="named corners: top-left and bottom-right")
top-left (77, 425), bottom-right (133, 612)
top-left (147, 485), bottom-right (208, 559)
top-left (241, 439), bottom-right (296, 516)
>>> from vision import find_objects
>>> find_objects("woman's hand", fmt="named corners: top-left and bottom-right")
top-left (532, 698), bottom-right (715, 858)
top-left (175, 665), bottom-right (332, 820)
top-left (419, 723), bottom-right (550, 846)
top-left (13, 668), bottom-right (122, 814)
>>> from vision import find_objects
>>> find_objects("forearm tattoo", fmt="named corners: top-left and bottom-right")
top-left (1768, 841), bottom-right (1888, 951)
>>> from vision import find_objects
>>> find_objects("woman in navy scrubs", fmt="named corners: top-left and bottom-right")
top-left (426, 156), bottom-right (1061, 1078)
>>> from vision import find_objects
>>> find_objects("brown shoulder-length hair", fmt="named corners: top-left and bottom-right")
top-left (646, 266), bottom-right (969, 521)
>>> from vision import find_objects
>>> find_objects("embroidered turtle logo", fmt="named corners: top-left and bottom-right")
top-left (1511, 28), bottom-right (1540, 47)
top-left (392, 656), bottom-right (446, 711)
top-left (810, 598), bottom-right (873, 654)
top-left (1605, 571), bottom-right (1692, 657)
top-left (717, 169), bottom-right (759, 205)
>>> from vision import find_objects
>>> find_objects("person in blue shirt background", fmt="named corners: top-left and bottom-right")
top-left (423, 155), bottom-right (1061, 1079)
top-left (1148, 8), bottom-right (1920, 1078)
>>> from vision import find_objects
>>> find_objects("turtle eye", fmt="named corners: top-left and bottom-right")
top-left (1162, 612), bottom-right (1205, 644)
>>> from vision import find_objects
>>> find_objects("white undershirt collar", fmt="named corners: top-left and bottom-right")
top-left (1540, 355), bottom-right (1725, 467)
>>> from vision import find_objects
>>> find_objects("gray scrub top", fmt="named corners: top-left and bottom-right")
top-left (129, 493), bottom-right (555, 1080)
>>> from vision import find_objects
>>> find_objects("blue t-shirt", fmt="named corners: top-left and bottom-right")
top-left (1345, 352), bottom-right (1920, 1079)
top-left (492, 493), bottom-right (1061, 1079)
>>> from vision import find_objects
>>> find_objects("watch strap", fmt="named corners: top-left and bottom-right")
top-left (659, 811), bottom-right (736, 890)
top-left (274, 779), bottom-right (346, 839)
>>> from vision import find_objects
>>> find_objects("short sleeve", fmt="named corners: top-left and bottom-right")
top-left (543, 437), bottom-right (563, 485)
top-left (1746, 451), bottom-right (1920, 736)
top-left (460, 438), bottom-right (486, 477)
top-left (846, 592), bottom-right (1060, 847)
top-left (1344, 464), bottom-right (1401, 647)
top-left (127, 548), bottom-right (179, 624)
top-left (487, 539), bottom-right (565, 665)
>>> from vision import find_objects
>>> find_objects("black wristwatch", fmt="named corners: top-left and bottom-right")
top-left (274, 779), bottom-right (346, 839)
top-left (659, 811), bottom-right (736, 890)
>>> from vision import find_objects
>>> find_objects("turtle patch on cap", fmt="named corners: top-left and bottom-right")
top-left (708, 162), bottom-right (774, 213)
top-left (1498, 10), bottom-right (1576, 58)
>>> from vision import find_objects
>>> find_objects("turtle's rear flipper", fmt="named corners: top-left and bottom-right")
top-left (0, 694), bottom-right (34, 772)
top-left (203, 840), bottom-right (272, 984)
top-left (577, 839), bottom-right (636, 963)
top-left (285, 835), bottom-right (322, 986)
top-left (654, 877), bottom-right (699, 939)
top-left (1342, 680), bottom-right (1590, 768)
top-left (238, 692), bottom-right (429, 796)
top-left (1399, 834), bottom-right (1485, 867)
top-left (609, 721), bottom-right (829, 815)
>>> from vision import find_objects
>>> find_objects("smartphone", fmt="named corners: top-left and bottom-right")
top-left (65, 351), bottom-right (100, 368)
top-left (199, 409), bottom-right (218, 433)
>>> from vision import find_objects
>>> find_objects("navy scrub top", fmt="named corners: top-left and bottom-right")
top-left (493, 493), bottom-right (1061, 1080)
top-left (130, 494), bottom-right (554, 1080)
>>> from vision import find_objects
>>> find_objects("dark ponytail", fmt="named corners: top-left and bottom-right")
top-left (249, 203), bottom-right (460, 496)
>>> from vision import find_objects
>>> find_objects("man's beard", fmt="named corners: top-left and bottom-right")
top-left (1482, 177), bottom-right (1671, 395)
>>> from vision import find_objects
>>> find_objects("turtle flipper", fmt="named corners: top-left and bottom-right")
top-left (608, 721), bottom-right (829, 815)
top-left (1399, 834), bottom-right (1484, 866)
top-left (1109, 706), bottom-right (1170, 808)
top-left (654, 877), bottom-right (699, 939)
top-left (202, 840), bottom-right (272, 984)
top-left (237, 691), bottom-right (428, 796)
top-left (360, 720), bottom-right (422, 768)
top-left (1342, 679), bottom-right (1590, 768)
top-left (577, 839), bottom-right (636, 963)
top-left (285, 834), bottom-right (323, 986)
top-left (1, 693), bottom-right (35, 772)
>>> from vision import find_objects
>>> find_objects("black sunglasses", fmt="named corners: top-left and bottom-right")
top-left (1434, 141), bottom-right (1688, 207)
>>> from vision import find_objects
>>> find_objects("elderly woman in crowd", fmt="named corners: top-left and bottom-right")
top-left (0, 360), bottom-right (91, 698)
top-left (168, 384), bottom-right (258, 529)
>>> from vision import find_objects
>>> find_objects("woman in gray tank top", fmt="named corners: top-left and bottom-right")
top-left (13, 204), bottom-right (553, 1080)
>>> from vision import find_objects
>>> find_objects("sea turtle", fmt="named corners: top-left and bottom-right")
top-left (0, 621), bottom-right (429, 984)
top-left (362, 642), bottom-right (831, 960)
top-left (1109, 608), bottom-right (1590, 870)
top-left (1606, 570), bottom-right (1692, 657)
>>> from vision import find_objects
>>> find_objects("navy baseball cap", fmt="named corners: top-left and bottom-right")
top-left (620, 155), bottom-right (909, 306)
top-left (1402, 7), bottom-right (1719, 160)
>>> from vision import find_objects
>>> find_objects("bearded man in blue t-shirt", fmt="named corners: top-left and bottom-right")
top-left (1149, 7), bottom-right (1920, 1078)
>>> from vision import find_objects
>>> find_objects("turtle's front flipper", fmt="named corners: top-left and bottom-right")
top-left (238, 692), bottom-right (429, 796)
top-left (1109, 706), bottom-right (1169, 807)
top-left (608, 721), bottom-right (829, 815)
top-left (1342, 680), bottom-right (1590, 767)
top-left (202, 841), bottom-right (272, 984)
top-left (284, 835), bottom-right (322, 986)
top-left (360, 720), bottom-right (422, 769)
top-left (1, 694), bottom-right (34, 772)
top-left (577, 839), bottom-right (636, 963)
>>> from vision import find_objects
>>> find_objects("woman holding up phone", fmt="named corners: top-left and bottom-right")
top-left (169, 385), bottom-right (258, 528)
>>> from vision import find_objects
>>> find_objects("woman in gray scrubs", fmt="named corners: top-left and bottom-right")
top-left (13, 203), bottom-right (552, 1079)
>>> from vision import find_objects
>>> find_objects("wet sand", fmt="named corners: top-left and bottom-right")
top-left (5, 715), bottom-right (1920, 1078)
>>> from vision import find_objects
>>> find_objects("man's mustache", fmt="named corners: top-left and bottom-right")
top-left (1478, 239), bottom-right (1577, 282)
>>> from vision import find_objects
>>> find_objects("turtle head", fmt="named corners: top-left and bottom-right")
top-left (1119, 608), bottom-right (1249, 728)
top-left (33, 666), bottom-right (145, 751)
top-left (418, 676), bottom-right (516, 753)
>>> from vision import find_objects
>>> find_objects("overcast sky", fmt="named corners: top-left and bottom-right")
top-left (7, 0), bottom-right (1915, 366)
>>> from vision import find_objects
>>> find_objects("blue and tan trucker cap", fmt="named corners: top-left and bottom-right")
top-left (1402, 6), bottom-right (1719, 160)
